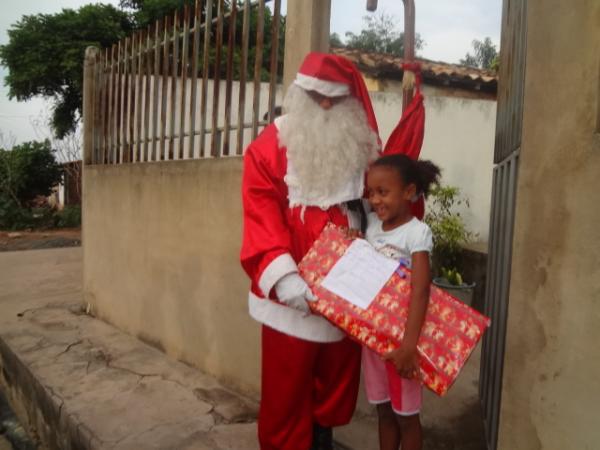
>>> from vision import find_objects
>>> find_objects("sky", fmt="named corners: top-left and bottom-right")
top-left (0, 0), bottom-right (502, 145)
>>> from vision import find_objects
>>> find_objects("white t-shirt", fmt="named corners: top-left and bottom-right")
top-left (365, 213), bottom-right (433, 266)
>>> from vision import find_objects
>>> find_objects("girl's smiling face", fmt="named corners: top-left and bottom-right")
top-left (367, 165), bottom-right (416, 230)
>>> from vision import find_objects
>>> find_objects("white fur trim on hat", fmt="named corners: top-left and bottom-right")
top-left (294, 73), bottom-right (350, 97)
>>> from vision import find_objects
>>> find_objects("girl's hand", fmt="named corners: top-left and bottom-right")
top-left (387, 251), bottom-right (430, 380)
top-left (345, 228), bottom-right (363, 240)
top-left (384, 345), bottom-right (420, 379)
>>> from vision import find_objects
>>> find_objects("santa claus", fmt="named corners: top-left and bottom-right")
top-left (240, 52), bottom-right (380, 450)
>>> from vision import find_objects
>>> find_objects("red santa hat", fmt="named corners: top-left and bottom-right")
top-left (294, 52), bottom-right (379, 136)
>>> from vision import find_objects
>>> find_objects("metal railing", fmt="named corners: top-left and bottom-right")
top-left (83, 0), bottom-right (283, 165)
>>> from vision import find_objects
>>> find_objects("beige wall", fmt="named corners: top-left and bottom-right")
top-left (118, 71), bottom-right (494, 241)
top-left (371, 83), bottom-right (497, 243)
top-left (498, 1), bottom-right (600, 449)
top-left (82, 82), bottom-right (496, 397)
top-left (81, 2), bottom-right (498, 406)
top-left (82, 158), bottom-right (261, 395)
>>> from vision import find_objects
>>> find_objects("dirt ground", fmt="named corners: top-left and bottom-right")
top-left (0, 229), bottom-right (81, 252)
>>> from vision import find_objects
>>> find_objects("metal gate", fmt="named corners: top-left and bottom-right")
top-left (479, 0), bottom-right (527, 449)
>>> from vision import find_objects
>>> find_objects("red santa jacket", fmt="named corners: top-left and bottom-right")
top-left (240, 121), bottom-right (358, 342)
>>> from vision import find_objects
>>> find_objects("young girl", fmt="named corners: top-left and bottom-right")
top-left (363, 154), bottom-right (441, 450)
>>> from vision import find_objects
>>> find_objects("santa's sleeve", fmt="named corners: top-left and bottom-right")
top-left (240, 144), bottom-right (296, 298)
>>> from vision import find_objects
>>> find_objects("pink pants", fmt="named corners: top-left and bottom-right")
top-left (362, 347), bottom-right (422, 416)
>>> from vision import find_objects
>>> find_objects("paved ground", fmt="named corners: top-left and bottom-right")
top-left (0, 247), bottom-right (260, 449)
top-left (336, 345), bottom-right (486, 450)
top-left (0, 247), bottom-right (486, 449)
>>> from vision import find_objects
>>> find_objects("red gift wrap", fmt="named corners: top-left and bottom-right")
top-left (298, 224), bottom-right (491, 396)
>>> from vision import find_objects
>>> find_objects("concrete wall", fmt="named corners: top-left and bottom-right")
top-left (127, 73), bottom-right (494, 240)
top-left (371, 82), bottom-right (496, 243)
top-left (498, 2), bottom-right (600, 449)
top-left (83, 81), bottom-right (496, 397)
top-left (82, 158), bottom-right (261, 395)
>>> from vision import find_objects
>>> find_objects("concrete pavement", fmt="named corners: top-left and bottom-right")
top-left (0, 247), bottom-right (486, 449)
top-left (0, 248), bottom-right (259, 449)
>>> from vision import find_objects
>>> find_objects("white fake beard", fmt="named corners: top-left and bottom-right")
top-left (278, 85), bottom-right (379, 206)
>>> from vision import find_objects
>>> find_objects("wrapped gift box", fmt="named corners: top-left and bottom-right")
top-left (298, 224), bottom-right (491, 396)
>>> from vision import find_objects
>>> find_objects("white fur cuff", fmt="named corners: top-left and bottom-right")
top-left (258, 253), bottom-right (298, 298)
top-left (248, 292), bottom-right (344, 343)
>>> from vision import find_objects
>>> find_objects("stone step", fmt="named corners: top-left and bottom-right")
top-left (0, 299), bottom-right (260, 450)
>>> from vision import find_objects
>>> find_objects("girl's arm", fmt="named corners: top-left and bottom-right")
top-left (384, 251), bottom-right (431, 378)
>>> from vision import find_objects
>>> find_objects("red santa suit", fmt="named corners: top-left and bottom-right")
top-left (240, 53), bottom-right (379, 450)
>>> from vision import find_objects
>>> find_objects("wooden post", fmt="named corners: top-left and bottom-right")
top-left (83, 46), bottom-right (99, 165)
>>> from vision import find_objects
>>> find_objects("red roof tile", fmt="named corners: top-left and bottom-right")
top-left (332, 47), bottom-right (498, 93)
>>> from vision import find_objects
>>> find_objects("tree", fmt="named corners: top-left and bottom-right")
top-left (121, 0), bottom-right (188, 28)
top-left (1, 1), bottom-right (284, 139)
top-left (120, 0), bottom-right (228, 29)
top-left (119, 0), bottom-right (285, 81)
top-left (343, 13), bottom-right (424, 56)
top-left (0, 5), bottom-right (134, 139)
top-left (0, 140), bottom-right (63, 208)
top-left (460, 37), bottom-right (498, 70)
top-left (330, 32), bottom-right (344, 48)
top-left (0, 139), bottom-right (66, 230)
top-left (31, 111), bottom-right (83, 201)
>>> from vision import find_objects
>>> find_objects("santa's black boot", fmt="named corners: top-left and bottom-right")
top-left (310, 423), bottom-right (334, 450)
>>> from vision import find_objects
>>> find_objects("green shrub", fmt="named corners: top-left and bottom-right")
top-left (0, 140), bottom-right (63, 207)
top-left (424, 185), bottom-right (475, 283)
top-left (0, 198), bottom-right (57, 230)
top-left (0, 197), bottom-right (35, 230)
top-left (0, 140), bottom-right (64, 230)
top-left (440, 267), bottom-right (464, 286)
top-left (54, 205), bottom-right (81, 228)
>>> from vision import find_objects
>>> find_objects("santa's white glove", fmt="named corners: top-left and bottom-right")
top-left (274, 273), bottom-right (316, 314)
